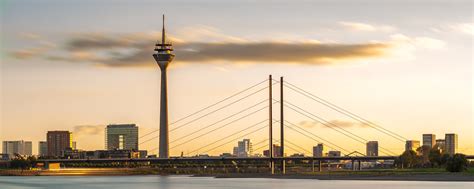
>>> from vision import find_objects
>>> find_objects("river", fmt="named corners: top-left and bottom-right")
top-left (0, 176), bottom-right (472, 189)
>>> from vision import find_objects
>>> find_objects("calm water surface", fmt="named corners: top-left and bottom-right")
top-left (0, 176), bottom-right (472, 189)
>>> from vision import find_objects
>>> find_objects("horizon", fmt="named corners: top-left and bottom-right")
top-left (1, 0), bottom-right (473, 156)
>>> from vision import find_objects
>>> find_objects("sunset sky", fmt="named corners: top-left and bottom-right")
top-left (1, 0), bottom-right (473, 156)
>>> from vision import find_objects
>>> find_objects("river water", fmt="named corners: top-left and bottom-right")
top-left (0, 176), bottom-right (472, 189)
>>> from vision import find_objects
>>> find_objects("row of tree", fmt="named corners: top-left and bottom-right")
top-left (396, 147), bottom-right (469, 172)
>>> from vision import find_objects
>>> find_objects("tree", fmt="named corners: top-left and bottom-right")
top-left (398, 150), bottom-right (420, 168)
top-left (428, 148), bottom-right (442, 167)
top-left (440, 153), bottom-right (450, 166)
top-left (446, 153), bottom-right (468, 172)
top-left (417, 146), bottom-right (431, 166)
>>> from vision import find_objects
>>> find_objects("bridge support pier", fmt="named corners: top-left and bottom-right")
top-left (358, 160), bottom-right (361, 171)
top-left (351, 160), bottom-right (355, 171)
top-left (318, 160), bottom-right (322, 172)
top-left (311, 159), bottom-right (315, 172)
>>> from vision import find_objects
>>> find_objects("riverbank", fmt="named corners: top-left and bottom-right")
top-left (1, 168), bottom-right (474, 181)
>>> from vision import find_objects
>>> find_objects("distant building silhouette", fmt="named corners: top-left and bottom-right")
top-left (2, 140), bottom-right (32, 157)
top-left (47, 131), bottom-right (72, 157)
top-left (445, 133), bottom-right (458, 155)
top-left (435, 139), bottom-right (446, 153)
top-left (366, 141), bottom-right (378, 156)
top-left (233, 139), bottom-right (252, 157)
top-left (38, 141), bottom-right (48, 156)
top-left (312, 143), bottom-right (325, 157)
top-left (422, 134), bottom-right (436, 148)
top-left (105, 124), bottom-right (138, 151)
top-left (263, 144), bottom-right (281, 157)
top-left (328, 150), bottom-right (341, 157)
top-left (405, 140), bottom-right (420, 152)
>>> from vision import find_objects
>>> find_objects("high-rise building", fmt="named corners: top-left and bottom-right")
top-left (38, 141), bottom-right (48, 156)
top-left (234, 139), bottom-right (252, 157)
top-left (2, 140), bottom-right (32, 156)
top-left (105, 124), bottom-right (139, 151)
top-left (328, 151), bottom-right (341, 157)
top-left (47, 131), bottom-right (72, 157)
top-left (405, 140), bottom-right (420, 152)
top-left (263, 144), bottom-right (281, 157)
top-left (366, 141), bottom-right (378, 156)
top-left (422, 134), bottom-right (436, 148)
top-left (312, 143), bottom-right (325, 157)
top-left (445, 133), bottom-right (458, 155)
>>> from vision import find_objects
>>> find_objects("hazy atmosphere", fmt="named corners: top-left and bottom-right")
top-left (1, 0), bottom-right (473, 156)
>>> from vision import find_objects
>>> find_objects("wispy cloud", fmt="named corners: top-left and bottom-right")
top-left (339, 21), bottom-right (395, 32)
top-left (8, 26), bottom-right (444, 67)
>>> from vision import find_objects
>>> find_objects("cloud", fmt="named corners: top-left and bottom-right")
top-left (73, 125), bottom-right (104, 136)
top-left (339, 22), bottom-right (395, 32)
top-left (299, 120), bottom-right (370, 129)
top-left (8, 26), bottom-right (444, 67)
top-left (450, 23), bottom-right (474, 35)
top-left (38, 33), bottom-right (392, 67)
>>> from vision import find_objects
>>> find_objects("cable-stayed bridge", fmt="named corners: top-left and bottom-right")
top-left (38, 75), bottom-right (474, 174)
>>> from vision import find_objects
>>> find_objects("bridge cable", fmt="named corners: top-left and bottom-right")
top-left (282, 81), bottom-right (407, 142)
top-left (284, 101), bottom-right (397, 156)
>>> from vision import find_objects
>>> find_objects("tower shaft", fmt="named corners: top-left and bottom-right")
top-left (159, 67), bottom-right (169, 158)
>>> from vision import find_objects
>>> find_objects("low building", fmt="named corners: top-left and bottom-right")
top-left (328, 151), bottom-right (341, 157)
top-left (263, 144), bottom-right (281, 157)
top-left (405, 140), bottom-right (420, 152)
top-left (38, 141), bottom-right (48, 157)
top-left (435, 139), bottom-right (446, 152)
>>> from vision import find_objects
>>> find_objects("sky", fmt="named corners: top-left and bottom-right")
top-left (1, 0), bottom-right (473, 156)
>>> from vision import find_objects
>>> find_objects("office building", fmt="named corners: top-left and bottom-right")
top-left (2, 140), bottom-right (32, 157)
top-left (233, 139), bottom-right (252, 157)
top-left (422, 134), bottom-right (436, 148)
top-left (38, 141), bottom-right (48, 156)
top-left (105, 124), bottom-right (139, 150)
top-left (47, 131), bottom-right (72, 157)
top-left (405, 140), bottom-right (420, 152)
top-left (263, 144), bottom-right (282, 157)
top-left (445, 133), bottom-right (458, 155)
top-left (366, 141), bottom-right (378, 156)
top-left (313, 143), bottom-right (325, 157)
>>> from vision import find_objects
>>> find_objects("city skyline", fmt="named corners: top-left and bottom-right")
top-left (1, 0), bottom-right (473, 156)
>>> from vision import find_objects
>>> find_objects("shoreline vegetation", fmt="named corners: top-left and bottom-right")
top-left (1, 168), bottom-right (473, 181)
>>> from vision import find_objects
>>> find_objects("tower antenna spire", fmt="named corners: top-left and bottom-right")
top-left (162, 14), bottom-right (166, 46)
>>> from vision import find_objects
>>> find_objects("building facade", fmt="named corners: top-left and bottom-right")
top-left (328, 151), bottom-right (341, 157)
top-left (366, 141), bottom-right (378, 156)
top-left (105, 124), bottom-right (139, 150)
top-left (47, 131), bottom-right (72, 157)
top-left (234, 139), bottom-right (252, 157)
top-left (405, 140), bottom-right (420, 152)
top-left (2, 140), bottom-right (32, 157)
top-left (38, 141), bottom-right (48, 156)
top-left (422, 134), bottom-right (436, 148)
top-left (312, 143), bottom-right (325, 157)
top-left (445, 133), bottom-right (458, 155)
top-left (435, 139), bottom-right (446, 153)
top-left (263, 144), bottom-right (281, 157)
